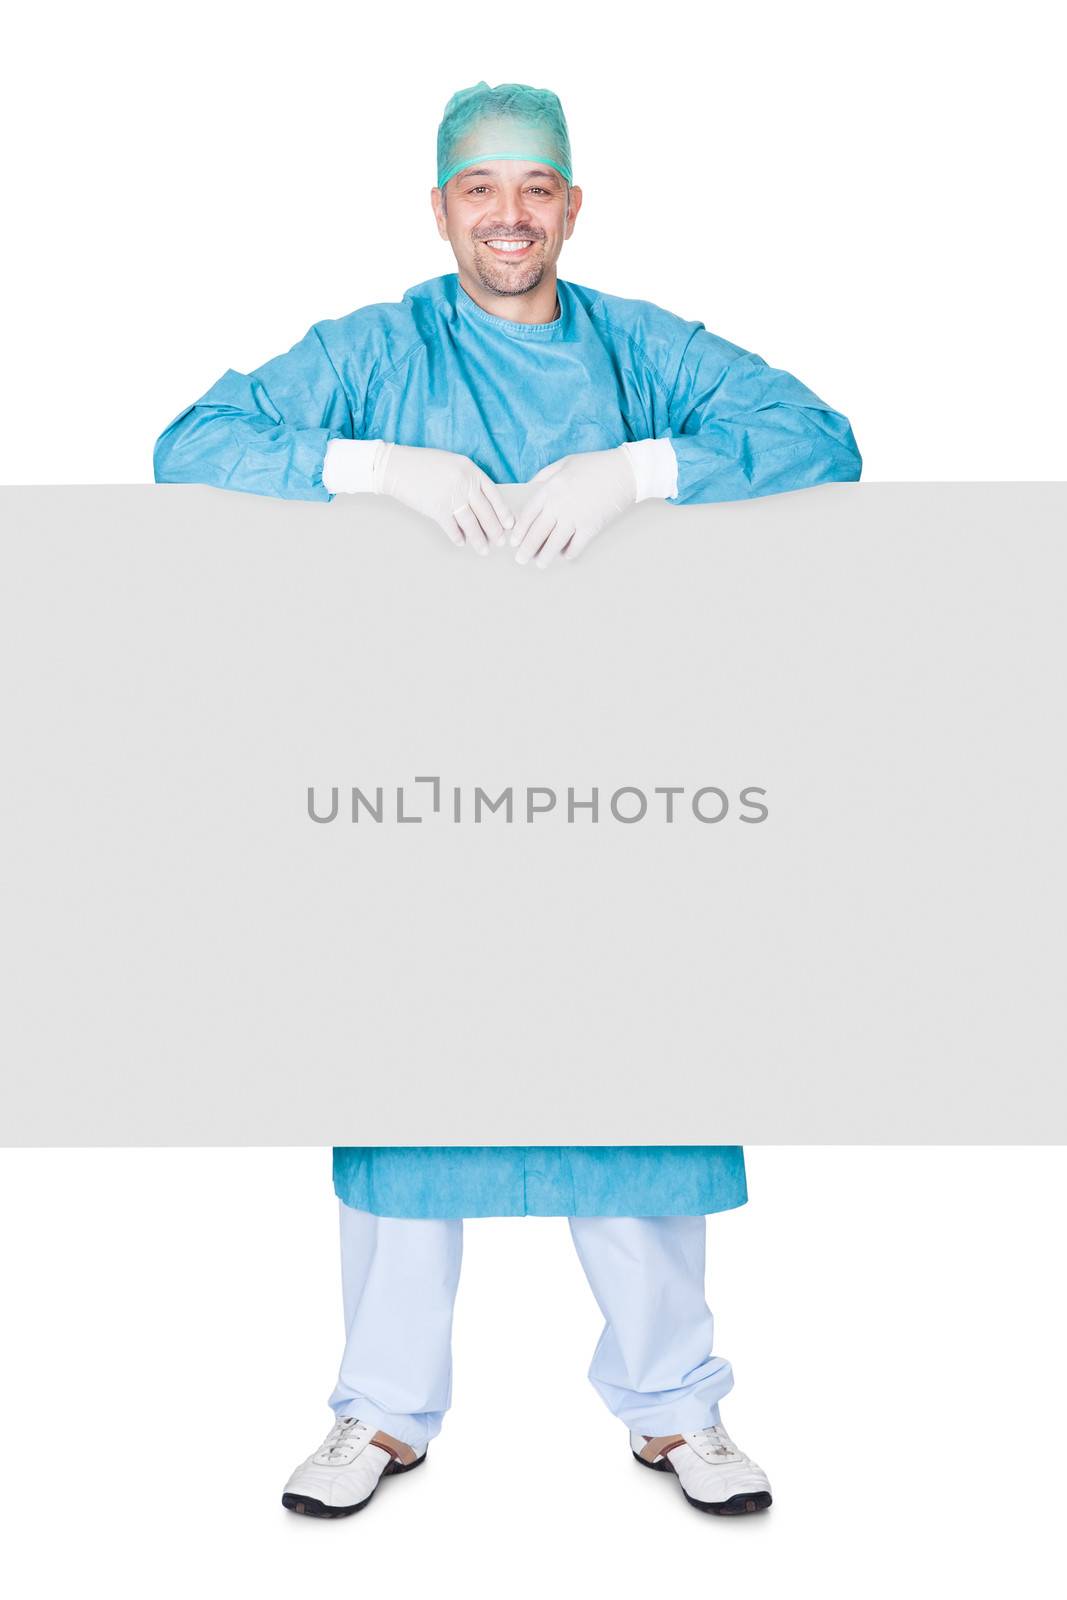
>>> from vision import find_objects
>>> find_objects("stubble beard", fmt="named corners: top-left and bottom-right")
top-left (472, 240), bottom-right (547, 297)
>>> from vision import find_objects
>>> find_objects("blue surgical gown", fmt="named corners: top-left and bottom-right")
top-left (332, 1146), bottom-right (748, 1219)
top-left (153, 271), bottom-right (861, 504)
top-left (155, 270), bottom-right (857, 1219)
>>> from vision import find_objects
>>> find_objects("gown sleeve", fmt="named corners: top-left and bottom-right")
top-left (153, 322), bottom-right (356, 502)
top-left (664, 324), bottom-right (862, 505)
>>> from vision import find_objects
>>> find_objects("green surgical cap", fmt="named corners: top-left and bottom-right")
top-left (436, 81), bottom-right (572, 189)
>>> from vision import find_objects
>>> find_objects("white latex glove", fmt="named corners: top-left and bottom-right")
top-left (377, 443), bottom-right (515, 552)
top-left (509, 445), bottom-right (638, 568)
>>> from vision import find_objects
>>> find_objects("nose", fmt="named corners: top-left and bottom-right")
top-left (483, 190), bottom-right (541, 232)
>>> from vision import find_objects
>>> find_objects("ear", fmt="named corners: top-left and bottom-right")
top-left (430, 186), bottom-right (449, 240)
top-left (564, 185), bottom-right (583, 239)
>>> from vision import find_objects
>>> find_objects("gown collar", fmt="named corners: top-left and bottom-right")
top-left (453, 274), bottom-right (570, 340)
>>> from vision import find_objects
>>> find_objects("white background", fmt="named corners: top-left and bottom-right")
top-left (3, 3), bottom-right (1065, 1592)
top-left (1, 0), bottom-right (1064, 483)
top-left (1, 1149), bottom-right (1064, 1595)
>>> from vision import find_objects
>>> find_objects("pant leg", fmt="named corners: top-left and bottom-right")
top-left (567, 1214), bottom-right (734, 1435)
top-left (327, 1200), bottom-right (463, 1453)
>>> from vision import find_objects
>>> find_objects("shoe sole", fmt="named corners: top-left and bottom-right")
top-left (282, 1447), bottom-right (427, 1518)
top-left (632, 1448), bottom-right (773, 1516)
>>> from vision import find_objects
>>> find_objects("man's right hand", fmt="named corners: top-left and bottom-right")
top-left (375, 444), bottom-right (514, 552)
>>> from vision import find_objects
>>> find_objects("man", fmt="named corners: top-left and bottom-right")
top-left (155, 81), bottom-right (861, 1518)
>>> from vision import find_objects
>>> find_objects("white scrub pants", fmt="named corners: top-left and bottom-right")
top-left (327, 1202), bottom-right (735, 1452)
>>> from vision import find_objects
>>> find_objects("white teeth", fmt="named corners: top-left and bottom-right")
top-left (484, 239), bottom-right (534, 251)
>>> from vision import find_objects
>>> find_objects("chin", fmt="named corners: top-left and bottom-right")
top-left (477, 266), bottom-right (544, 296)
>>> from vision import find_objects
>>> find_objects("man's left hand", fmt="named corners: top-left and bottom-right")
top-left (510, 446), bottom-right (638, 568)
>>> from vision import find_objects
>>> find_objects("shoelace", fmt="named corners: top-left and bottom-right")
top-left (688, 1424), bottom-right (744, 1462)
top-left (318, 1415), bottom-right (370, 1461)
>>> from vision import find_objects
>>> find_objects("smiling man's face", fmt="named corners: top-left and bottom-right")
top-left (432, 159), bottom-right (582, 310)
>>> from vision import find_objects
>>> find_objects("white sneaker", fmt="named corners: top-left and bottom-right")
top-left (631, 1424), bottom-right (772, 1515)
top-left (282, 1416), bottom-right (427, 1518)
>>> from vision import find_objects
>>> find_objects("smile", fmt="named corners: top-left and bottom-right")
top-left (480, 239), bottom-right (537, 255)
